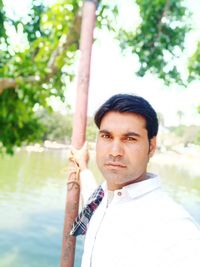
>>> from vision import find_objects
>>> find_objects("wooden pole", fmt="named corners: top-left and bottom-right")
top-left (60, 1), bottom-right (97, 266)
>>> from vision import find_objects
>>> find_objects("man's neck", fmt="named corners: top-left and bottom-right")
top-left (107, 173), bottom-right (149, 191)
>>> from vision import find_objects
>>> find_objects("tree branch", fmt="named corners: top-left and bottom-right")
top-left (0, 76), bottom-right (42, 94)
top-left (157, 0), bottom-right (170, 39)
top-left (147, 0), bottom-right (170, 50)
top-left (46, 11), bottom-right (81, 77)
top-left (0, 78), bottom-right (17, 94)
top-left (0, 11), bottom-right (82, 95)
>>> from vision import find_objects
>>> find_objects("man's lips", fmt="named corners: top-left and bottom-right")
top-left (105, 162), bottom-right (126, 169)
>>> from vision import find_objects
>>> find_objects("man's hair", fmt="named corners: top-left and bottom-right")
top-left (94, 94), bottom-right (159, 139)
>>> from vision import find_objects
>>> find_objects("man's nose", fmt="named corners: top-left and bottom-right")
top-left (109, 140), bottom-right (123, 157)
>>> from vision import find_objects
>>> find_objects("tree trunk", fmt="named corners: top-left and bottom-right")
top-left (60, 1), bottom-right (97, 266)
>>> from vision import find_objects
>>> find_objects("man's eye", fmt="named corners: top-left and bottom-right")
top-left (126, 136), bottom-right (137, 142)
top-left (101, 134), bottom-right (111, 139)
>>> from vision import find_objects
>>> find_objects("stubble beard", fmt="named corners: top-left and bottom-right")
top-left (100, 165), bottom-right (137, 187)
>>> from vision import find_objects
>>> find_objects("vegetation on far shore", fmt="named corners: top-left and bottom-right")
top-left (31, 110), bottom-right (200, 150)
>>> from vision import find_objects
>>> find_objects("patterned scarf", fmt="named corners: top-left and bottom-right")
top-left (70, 185), bottom-right (104, 236)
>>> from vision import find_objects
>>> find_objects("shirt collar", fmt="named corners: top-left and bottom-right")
top-left (123, 173), bottom-right (161, 199)
top-left (103, 173), bottom-right (161, 200)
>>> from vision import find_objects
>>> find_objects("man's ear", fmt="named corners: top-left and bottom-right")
top-left (149, 137), bottom-right (157, 158)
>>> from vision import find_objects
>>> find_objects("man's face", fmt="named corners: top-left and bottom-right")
top-left (96, 111), bottom-right (156, 190)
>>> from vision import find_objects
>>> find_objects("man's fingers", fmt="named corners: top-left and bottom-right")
top-left (80, 141), bottom-right (88, 152)
top-left (71, 142), bottom-right (88, 156)
top-left (70, 145), bottom-right (78, 155)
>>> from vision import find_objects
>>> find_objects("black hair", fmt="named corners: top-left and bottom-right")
top-left (94, 94), bottom-right (159, 140)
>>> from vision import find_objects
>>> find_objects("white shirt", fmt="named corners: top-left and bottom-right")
top-left (80, 172), bottom-right (200, 267)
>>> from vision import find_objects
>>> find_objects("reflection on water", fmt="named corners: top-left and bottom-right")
top-left (149, 162), bottom-right (200, 223)
top-left (0, 150), bottom-right (69, 267)
top-left (0, 149), bottom-right (200, 267)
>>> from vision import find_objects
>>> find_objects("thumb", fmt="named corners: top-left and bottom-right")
top-left (80, 141), bottom-right (88, 152)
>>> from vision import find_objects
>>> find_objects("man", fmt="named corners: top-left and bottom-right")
top-left (70, 94), bottom-right (200, 267)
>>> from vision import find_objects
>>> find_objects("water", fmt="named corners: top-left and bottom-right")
top-left (0, 149), bottom-right (200, 267)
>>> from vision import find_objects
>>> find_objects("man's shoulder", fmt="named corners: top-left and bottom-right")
top-left (150, 188), bottom-right (199, 226)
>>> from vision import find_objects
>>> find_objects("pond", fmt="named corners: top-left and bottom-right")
top-left (0, 149), bottom-right (200, 267)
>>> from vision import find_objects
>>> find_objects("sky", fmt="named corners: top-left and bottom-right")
top-left (3, 0), bottom-right (200, 127)
top-left (66, 0), bottom-right (200, 126)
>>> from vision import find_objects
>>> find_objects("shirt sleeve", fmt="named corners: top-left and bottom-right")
top-left (80, 169), bottom-right (98, 206)
top-left (163, 218), bottom-right (200, 267)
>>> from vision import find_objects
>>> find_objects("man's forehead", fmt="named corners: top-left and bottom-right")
top-left (99, 111), bottom-right (147, 133)
top-left (100, 111), bottom-right (146, 125)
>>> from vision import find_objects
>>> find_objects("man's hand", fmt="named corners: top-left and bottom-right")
top-left (69, 142), bottom-right (89, 171)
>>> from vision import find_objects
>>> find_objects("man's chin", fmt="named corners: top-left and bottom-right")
top-left (104, 173), bottom-right (128, 185)
top-left (103, 170), bottom-right (124, 180)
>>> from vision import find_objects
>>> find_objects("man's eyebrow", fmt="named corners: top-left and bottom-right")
top-left (99, 129), bottom-right (111, 134)
top-left (123, 132), bottom-right (141, 137)
top-left (99, 130), bottom-right (140, 137)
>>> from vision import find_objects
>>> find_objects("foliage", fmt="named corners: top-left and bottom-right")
top-left (0, 0), bottom-right (7, 40)
top-left (188, 41), bottom-right (200, 82)
top-left (37, 110), bottom-right (97, 143)
top-left (169, 125), bottom-right (200, 146)
top-left (86, 117), bottom-right (98, 141)
top-left (96, 1), bottom-right (118, 31)
top-left (118, 0), bottom-right (191, 85)
top-left (0, 0), bottom-right (82, 154)
top-left (37, 110), bottom-right (73, 142)
top-left (22, 0), bottom-right (47, 43)
top-left (0, 89), bottom-right (44, 154)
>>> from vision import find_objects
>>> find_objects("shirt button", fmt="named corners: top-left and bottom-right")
top-left (117, 191), bottom-right (122, 196)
